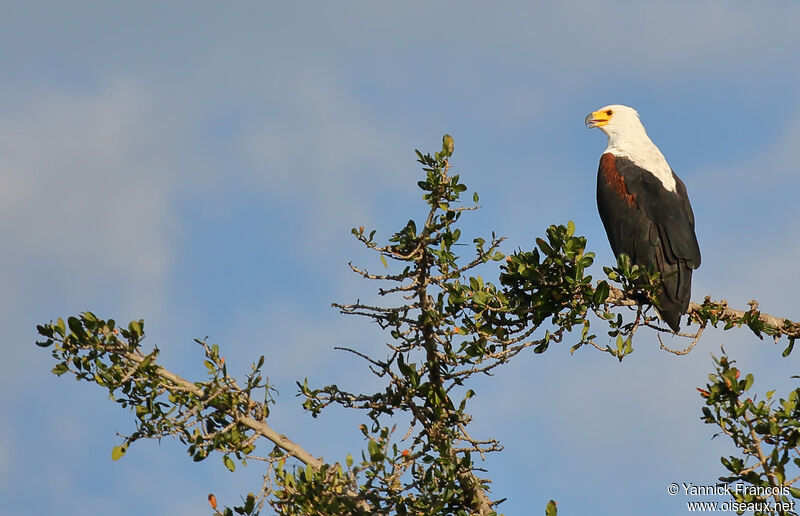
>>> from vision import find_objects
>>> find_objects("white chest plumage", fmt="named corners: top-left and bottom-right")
top-left (600, 117), bottom-right (677, 193)
top-left (604, 141), bottom-right (676, 193)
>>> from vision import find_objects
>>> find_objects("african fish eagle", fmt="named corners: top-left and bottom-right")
top-left (585, 105), bottom-right (701, 332)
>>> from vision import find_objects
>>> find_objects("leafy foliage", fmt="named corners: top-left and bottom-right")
top-left (699, 354), bottom-right (800, 514)
top-left (35, 135), bottom-right (800, 515)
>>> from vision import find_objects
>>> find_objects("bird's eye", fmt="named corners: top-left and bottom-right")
top-left (605, 110), bottom-right (613, 116)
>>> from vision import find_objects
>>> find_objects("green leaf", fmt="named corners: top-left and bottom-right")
top-left (536, 238), bottom-right (554, 256)
top-left (243, 493), bottom-right (255, 513)
top-left (743, 373), bottom-right (754, 391)
top-left (346, 453), bottom-right (353, 468)
top-left (580, 322), bottom-right (589, 341)
top-left (67, 316), bottom-right (83, 335)
top-left (111, 444), bottom-right (127, 461)
top-left (51, 362), bottom-right (69, 376)
top-left (594, 281), bottom-right (610, 305)
top-left (367, 439), bottom-right (383, 461)
top-left (223, 455), bottom-right (236, 472)
top-left (380, 254), bottom-right (388, 268)
top-left (442, 134), bottom-right (454, 157)
top-left (624, 337), bottom-right (633, 356)
top-left (55, 317), bottom-right (66, 336)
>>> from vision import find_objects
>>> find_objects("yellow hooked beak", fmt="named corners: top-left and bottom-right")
top-left (585, 110), bottom-right (611, 128)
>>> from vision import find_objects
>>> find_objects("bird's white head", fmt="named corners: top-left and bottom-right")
top-left (585, 104), bottom-right (648, 143)
top-left (585, 104), bottom-right (676, 192)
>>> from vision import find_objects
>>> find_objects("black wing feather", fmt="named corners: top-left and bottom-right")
top-left (597, 154), bottom-right (701, 331)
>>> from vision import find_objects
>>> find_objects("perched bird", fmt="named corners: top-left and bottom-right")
top-left (586, 105), bottom-right (701, 332)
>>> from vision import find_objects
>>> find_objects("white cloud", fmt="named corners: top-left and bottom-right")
top-left (691, 102), bottom-right (800, 313)
top-left (454, 2), bottom-right (800, 76)
top-left (213, 296), bottom-right (387, 393)
top-left (0, 429), bottom-right (7, 484)
top-left (236, 66), bottom-right (414, 253)
top-left (0, 78), bottom-right (187, 312)
top-left (3, 4), bottom-right (799, 515)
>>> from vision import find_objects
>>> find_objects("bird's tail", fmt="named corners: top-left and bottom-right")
top-left (657, 262), bottom-right (693, 332)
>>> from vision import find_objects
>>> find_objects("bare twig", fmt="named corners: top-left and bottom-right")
top-left (658, 326), bottom-right (705, 356)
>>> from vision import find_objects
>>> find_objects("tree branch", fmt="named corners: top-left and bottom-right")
top-left (126, 351), bottom-right (324, 468)
top-left (605, 286), bottom-right (800, 341)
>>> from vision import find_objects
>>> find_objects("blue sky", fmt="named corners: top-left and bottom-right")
top-left (3, 2), bottom-right (800, 514)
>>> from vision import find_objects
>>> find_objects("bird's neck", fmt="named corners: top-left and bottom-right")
top-left (604, 133), bottom-right (677, 193)
top-left (604, 129), bottom-right (655, 153)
